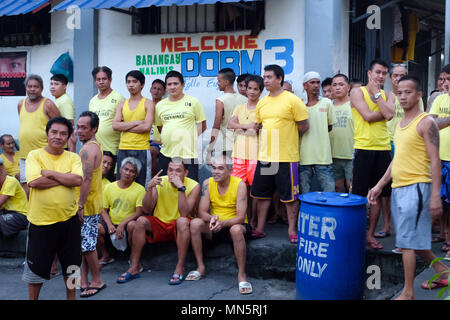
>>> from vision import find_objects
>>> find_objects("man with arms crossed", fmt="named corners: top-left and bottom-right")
top-left (22, 117), bottom-right (83, 300)
top-left (77, 111), bottom-right (106, 298)
top-left (127, 159), bottom-right (200, 285)
top-left (251, 64), bottom-right (309, 243)
top-left (189, 155), bottom-right (252, 294)
top-left (368, 75), bottom-right (449, 299)
top-left (350, 59), bottom-right (395, 250)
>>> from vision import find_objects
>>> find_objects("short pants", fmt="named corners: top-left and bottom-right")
top-left (81, 214), bottom-right (101, 253)
top-left (332, 158), bottom-right (353, 181)
top-left (231, 158), bottom-right (257, 186)
top-left (143, 215), bottom-right (178, 243)
top-left (0, 210), bottom-right (28, 239)
top-left (210, 223), bottom-right (253, 244)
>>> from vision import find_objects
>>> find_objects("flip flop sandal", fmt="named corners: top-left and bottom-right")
top-left (374, 231), bottom-right (390, 238)
top-left (80, 284), bottom-right (107, 298)
top-left (186, 270), bottom-right (204, 281)
top-left (239, 281), bottom-right (253, 295)
top-left (117, 272), bottom-right (140, 283)
top-left (421, 278), bottom-right (449, 290)
top-left (168, 273), bottom-right (185, 285)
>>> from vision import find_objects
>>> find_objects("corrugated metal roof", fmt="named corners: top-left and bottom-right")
top-left (0, 0), bottom-right (51, 16)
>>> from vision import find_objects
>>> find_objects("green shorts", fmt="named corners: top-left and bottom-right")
top-left (332, 158), bottom-right (352, 181)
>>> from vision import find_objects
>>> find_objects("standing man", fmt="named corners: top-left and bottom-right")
top-left (49, 74), bottom-right (76, 152)
top-left (112, 70), bottom-right (153, 187)
top-left (22, 117), bottom-right (83, 300)
top-left (76, 111), bottom-right (106, 298)
top-left (299, 72), bottom-right (336, 194)
top-left (207, 68), bottom-right (247, 161)
top-left (189, 155), bottom-right (252, 294)
top-left (429, 64), bottom-right (450, 257)
top-left (329, 74), bottom-right (353, 193)
top-left (154, 71), bottom-right (206, 181)
top-left (368, 75), bottom-right (449, 299)
top-left (18, 74), bottom-right (61, 195)
top-left (0, 134), bottom-right (20, 181)
top-left (89, 66), bottom-right (125, 182)
top-left (126, 159), bottom-right (200, 285)
top-left (321, 77), bottom-right (333, 100)
top-left (149, 79), bottom-right (166, 178)
top-left (250, 64), bottom-right (309, 243)
top-left (350, 59), bottom-right (395, 250)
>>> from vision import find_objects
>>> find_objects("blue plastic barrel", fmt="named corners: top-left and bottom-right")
top-left (296, 192), bottom-right (367, 300)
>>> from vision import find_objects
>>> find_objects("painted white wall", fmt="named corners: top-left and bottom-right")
top-left (0, 11), bottom-right (74, 139)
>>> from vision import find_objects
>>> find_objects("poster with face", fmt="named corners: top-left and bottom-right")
top-left (0, 51), bottom-right (27, 96)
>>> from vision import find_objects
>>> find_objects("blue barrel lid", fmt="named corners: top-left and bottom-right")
top-left (299, 192), bottom-right (367, 207)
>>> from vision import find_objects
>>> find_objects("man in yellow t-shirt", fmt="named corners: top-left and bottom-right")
top-left (112, 70), bottom-right (153, 187)
top-left (98, 157), bottom-right (145, 271)
top-left (89, 66), bottom-right (125, 182)
top-left (0, 134), bottom-right (20, 181)
top-left (207, 68), bottom-right (247, 160)
top-left (22, 117), bottom-right (83, 300)
top-left (0, 158), bottom-right (28, 239)
top-left (429, 64), bottom-right (450, 255)
top-left (50, 74), bottom-right (76, 152)
top-left (299, 72), bottom-right (336, 194)
top-left (329, 74), bottom-right (354, 193)
top-left (122, 159), bottom-right (200, 285)
top-left (190, 155), bottom-right (252, 294)
top-left (251, 64), bottom-right (309, 245)
top-left (154, 71), bottom-right (206, 181)
top-left (102, 151), bottom-right (114, 191)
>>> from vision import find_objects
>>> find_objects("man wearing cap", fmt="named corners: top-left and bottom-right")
top-left (299, 72), bottom-right (336, 194)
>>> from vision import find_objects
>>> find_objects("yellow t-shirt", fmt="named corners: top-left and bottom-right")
top-left (118, 98), bottom-right (150, 150)
top-left (231, 103), bottom-right (258, 161)
top-left (89, 90), bottom-right (125, 156)
top-left (299, 98), bottom-right (336, 165)
top-left (153, 176), bottom-right (199, 223)
top-left (329, 101), bottom-right (354, 160)
top-left (0, 175), bottom-right (27, 215)
top-left (26, 149), bottom-right (83, 226)
top-left (256, 91), bottom-right (309, 162)
top-left (0, 153), bottom-right (19, 178)
top-left (79, 141), bottom-right (103, 216)
top-left (103, 181), bottom-right (145, 225)
top-left (55, 93), bottom-right (75, 120)
top-left (387, 96), bottom-right (424, 141)
top-left (208, 176), bottom-right (246, 222)
top-left (429, 94), bottom-right (450, 161)
top-left (391, 113), bottom-right (431, 188)
top-left (155, 95), bottom-right (206, 159)
top-left (102, 177), bottom-right (111, 191)
top-left (217, 93), bottom-right (248, 153)
top-left (352, 87), bottom-right (391, 151)
top-left (18, 98), bottom-right (49, 159)
top-left (150, 125), bottom-right (161, 143)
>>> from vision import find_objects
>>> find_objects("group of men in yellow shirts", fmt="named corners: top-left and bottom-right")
top-left (2, 58), bottom-right (450, 300)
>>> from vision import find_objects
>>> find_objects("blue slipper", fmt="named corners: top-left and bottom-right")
top-left (117, 272), bottom-right (140, 283)
top-left (168, 273), bottom-right (185, 285)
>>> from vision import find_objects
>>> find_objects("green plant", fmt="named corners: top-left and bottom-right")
top-left (428, 256), bottom-right (450, 300)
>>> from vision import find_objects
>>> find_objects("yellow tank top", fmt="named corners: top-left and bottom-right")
top-left (18, 98), bottom-right (48, 159)
top-left (118, 98), bottom-right (150, 150)
top-left (391, 112), bottom-right (431, 188)
top-left (352, 87), bottom-right (391, 150)
top-left (80, 140), bottom-right (103, 216)
top-left (208, 176), bottom-right (247, 222)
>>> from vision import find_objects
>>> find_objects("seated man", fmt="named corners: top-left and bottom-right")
top-left (0, 134), bottom-right (20, 181)
top-left (97, 157), bottom-right (145, 268)
top-left (0, 157), bottom-right (28, 238)
top-left (189, 155), bottom-right (252, 294)
top-left (124, 158), bottom-right (200, 285)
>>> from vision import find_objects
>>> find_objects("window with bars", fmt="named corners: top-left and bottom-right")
top-left (0, 9), bottom-right (51, 47)
top-left (132, 1), bottom-right (265, 35)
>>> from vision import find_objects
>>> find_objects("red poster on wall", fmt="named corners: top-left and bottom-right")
top-left (0, 51), bottom-right (27, 96)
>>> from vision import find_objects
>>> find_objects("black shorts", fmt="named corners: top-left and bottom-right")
top-left (352, 149), bottom-right (392, 197)
top-left (0, 210), bottom-right (28, 239)
top-left (158, 152), bottom-right (199, 182)
top-left (250, 161), bottom-right (299, 202)
top-left (210, 223), bottom-right (253, 244)
top-left (26, 215), bottom-right (81, 280)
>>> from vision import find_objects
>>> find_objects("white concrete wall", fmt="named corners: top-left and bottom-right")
top-left (0, 11), bottom-right (74, 139)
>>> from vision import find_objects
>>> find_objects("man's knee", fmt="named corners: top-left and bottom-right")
top-left (190, 218), bottom-right (204, 233)
top-left (176, 217), bottom-right (190, 233)
top-left (229, 224), bottom-right (245, 240)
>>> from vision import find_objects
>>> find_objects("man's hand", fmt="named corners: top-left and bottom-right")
top-left (206, 149), bottom-right (214, 166)
top-left (209, 215), bottom-right (222, 233)
top-left (168, 174), bottom-right (184, 189)
top-left (107, 223), bottom-right (116, 236)
top-left (41, 170), bottom-right (56, 180)
top-left (367, 185), bottom-right (382, 206)
top-left (147, 169), bottom-right (163, 189)
top-left (429, 194), bottom-right (443, 219)
top-left (77, 208), bottom-right (85, 224)
top-left (116, 223), bottom-right (125, 239)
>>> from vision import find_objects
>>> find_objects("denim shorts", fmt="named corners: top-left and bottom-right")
top-left (299, 165), bottom-right (335, 194)
top-left (332, 158), bottom-right (353, 181)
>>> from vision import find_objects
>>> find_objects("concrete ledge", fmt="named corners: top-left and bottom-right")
top-left (0, 230), bottom-right (27, 258)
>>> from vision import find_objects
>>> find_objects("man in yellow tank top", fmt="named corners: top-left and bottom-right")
top-left (368, 75), bottom-right (449, 300)
top-left (350, 59), bottom-right (395, 250)
top-left (17, 74), bottom-right (61, 195)
top-left (190, 156), bottom-right (253, 294)
top-left (76, 111), bottom-right (107, 298)
top-left (89, 66), bottom-right (125, 182)
top-left (113, 70), bottom-right (153, 187)
top-left (0, 134), bottom-right (20, 181)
